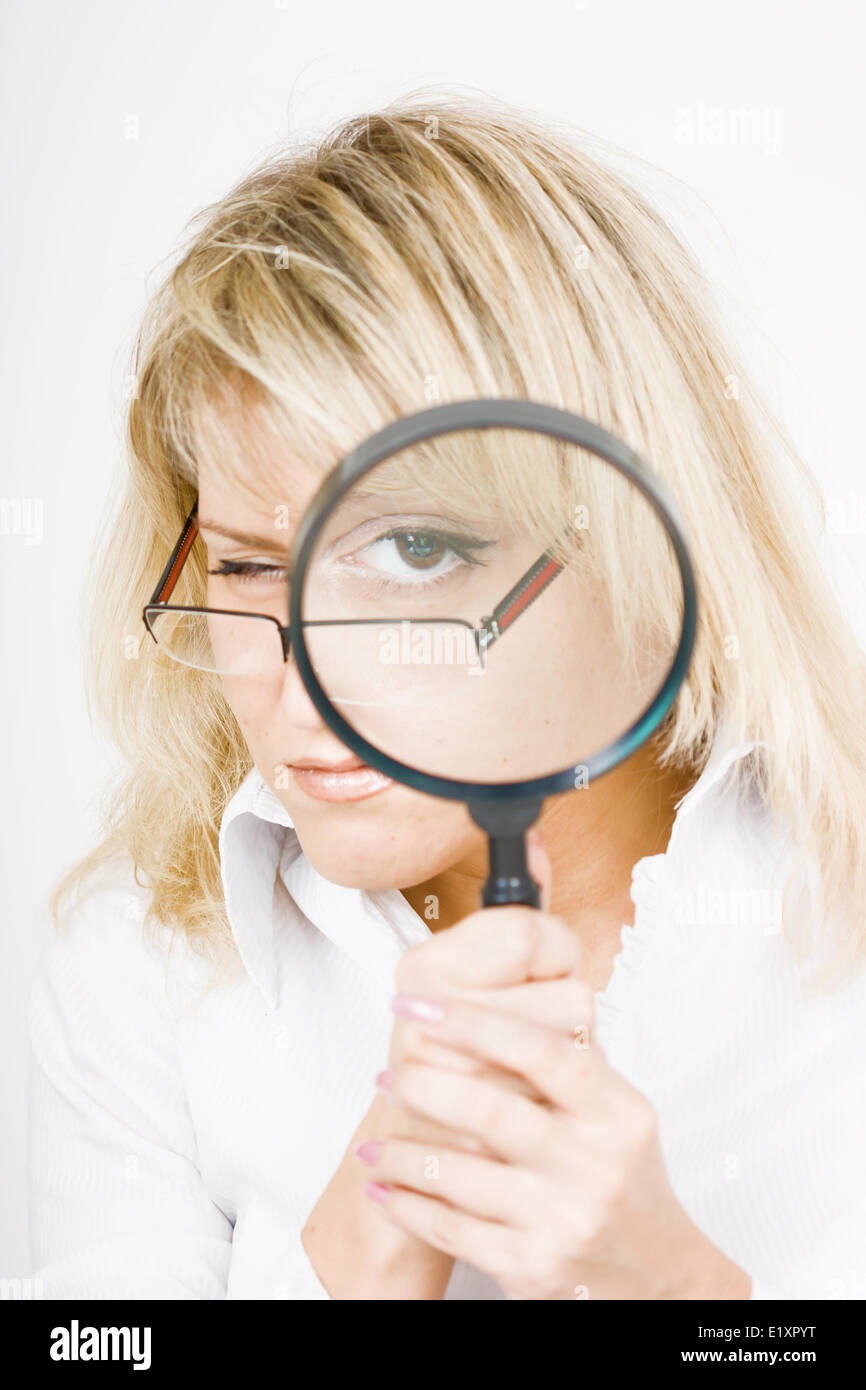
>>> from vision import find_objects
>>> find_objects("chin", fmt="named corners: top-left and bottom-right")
top-left (296, 837), bottom-right (427, 891)
top-left (287, 803), bottom-right (475, 893)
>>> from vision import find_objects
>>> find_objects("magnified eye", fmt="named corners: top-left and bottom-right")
top-left (332, 520), bottom-right (495, 591)
top-left (394, 530), bottom-right (447, 568)
top-left (361, 528), bottom-right (469, 579)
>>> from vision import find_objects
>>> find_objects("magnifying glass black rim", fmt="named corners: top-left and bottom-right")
top-left (288, 398), bottom-right (698, 805)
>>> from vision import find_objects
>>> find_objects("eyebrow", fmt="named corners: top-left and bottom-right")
top-left (197, 517), bottom-right (291, 555)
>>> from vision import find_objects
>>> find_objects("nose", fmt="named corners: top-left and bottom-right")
top-left (278, 635), bottom-right (329, 732)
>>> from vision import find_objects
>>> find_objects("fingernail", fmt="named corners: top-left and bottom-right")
top-left (363, 1180), bottom-right (391, 1205)
top-left (391, 993), bottom-right (445, 1024)
top-left (374, 1069), bottom-right (393, 1091)
top-left (354, 1141), bottom-right (382, 1165)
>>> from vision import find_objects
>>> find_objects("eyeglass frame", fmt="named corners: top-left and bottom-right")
top-left (141, 498), bottom-right (567, 671)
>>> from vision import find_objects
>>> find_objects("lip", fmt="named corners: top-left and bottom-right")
top-left (288, 755), bottom-right (393, 802)
top-left (290, 755), bottom-right (368, 772)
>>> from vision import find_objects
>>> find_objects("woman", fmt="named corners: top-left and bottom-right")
top-left (28, 89), bottom-right (866, 1301)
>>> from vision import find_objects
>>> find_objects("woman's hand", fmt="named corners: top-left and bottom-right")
top-left (298, 833), bottom-right (591, 1301)
top-left (360, 843), bottom-right (751, 1301)
top-left (379, 833), bottom-right (592, 1159)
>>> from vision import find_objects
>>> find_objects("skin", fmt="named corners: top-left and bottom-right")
top-left (196, 461), bottom-right (752, 1299)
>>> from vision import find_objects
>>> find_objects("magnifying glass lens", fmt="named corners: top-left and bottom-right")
top-left (298, 427), bottom-right (685, 783)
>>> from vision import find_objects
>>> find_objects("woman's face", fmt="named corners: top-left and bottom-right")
top-left (196, 455), bottom-right (664, 892)
top-left (197, 466), bottom-right (488, 890)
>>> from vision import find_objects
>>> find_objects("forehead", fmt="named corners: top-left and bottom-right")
top-left (191, 378), bottom-right (340, 537)
top-left (195, 449), bottom-right (326, 544)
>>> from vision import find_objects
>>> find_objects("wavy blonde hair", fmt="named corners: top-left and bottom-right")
top-left (51, 86), bottom-right (866, 991)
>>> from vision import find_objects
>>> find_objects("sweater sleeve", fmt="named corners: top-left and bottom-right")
top-left (27, 871), bottom-right (234, 1299)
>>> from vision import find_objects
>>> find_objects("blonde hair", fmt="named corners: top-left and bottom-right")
top-left (52, 86), bottom-right (866, 991)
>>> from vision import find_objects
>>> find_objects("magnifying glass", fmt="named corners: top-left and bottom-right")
top-left (288, 399), bottom-right (697, 910)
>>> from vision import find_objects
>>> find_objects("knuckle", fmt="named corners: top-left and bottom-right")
top-left (530, 1028), bottom-right (569, 1079)
top-left (499, 909), bottom-right (578, 981)
top-left (454, 1131), bottom-right (493, 1156)
top-left (500, 909), bottom-right (544, 975)
top-left (475, 1085), bottom-right (512, 1139)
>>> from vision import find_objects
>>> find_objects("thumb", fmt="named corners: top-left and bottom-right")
top-left (525, 824), bottom-right (552, 914)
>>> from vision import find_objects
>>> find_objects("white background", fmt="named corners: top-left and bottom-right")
top-left (1, 0), bottom-right (864, 1278)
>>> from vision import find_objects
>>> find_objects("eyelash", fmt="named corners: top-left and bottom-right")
top-left (207, 560), bottom-right (286, 585)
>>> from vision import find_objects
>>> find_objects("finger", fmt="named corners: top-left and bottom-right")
top-left (385, 1060), bottom-right (559, 1166)
top-left (395, 998), bottom-right (606, 1118)
top-left (358, 1135), bottom-right (532, 1227)
top-left (525, 825), bottom-right (551, 914)
top-left (390, 1037), bottom-right (556, 1112)
top-left (453, 975), bottom-right (595, 1040)
top-left (393, 976), bottom-right (595, 1090)
top-left (398, 905), bottom-right (581, 993)
top-left (363, 1177), bottom-right (522, 1279)
top-left (377, 1094), bottom-right (496, 1157)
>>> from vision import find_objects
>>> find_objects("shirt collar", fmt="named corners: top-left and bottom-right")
top-left (217, 766), bottom-right (433, 1011)
top-left (217, 717), bottom-right (762, 1011)
top-left (217, 767), bottom-right (295, 1011)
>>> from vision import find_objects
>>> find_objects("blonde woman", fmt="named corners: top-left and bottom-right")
top-left (28, 89), bottom-right (866, 1302)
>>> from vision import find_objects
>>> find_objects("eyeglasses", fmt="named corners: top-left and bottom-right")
top-left (142, 498), bottom-right (566, 679)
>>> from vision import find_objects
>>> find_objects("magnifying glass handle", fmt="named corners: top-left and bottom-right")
top-left (467, 798), bottom-right (544, 910)
top-left (483, 832), bottom-right (540, 908)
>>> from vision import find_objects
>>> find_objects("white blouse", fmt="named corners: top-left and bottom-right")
top-left (27, 722), bottom-right (866, 1300)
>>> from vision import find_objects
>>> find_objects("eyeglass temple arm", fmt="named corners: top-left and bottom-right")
top-left (476, 542), bottom-right (566, 657)
top-left (149, 501), bottom-right (199, 606)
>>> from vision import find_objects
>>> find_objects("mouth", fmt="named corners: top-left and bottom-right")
top-left (287, 754), bottom-right (393, 803)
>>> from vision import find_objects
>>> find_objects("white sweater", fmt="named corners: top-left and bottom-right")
top-left (27, 723), bottom-right (866, 1299)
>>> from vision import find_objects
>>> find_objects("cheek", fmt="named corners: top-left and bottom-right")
top-left (218, 674), bottom-right (281, 736)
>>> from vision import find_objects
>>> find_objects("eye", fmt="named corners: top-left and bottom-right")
top-left (207, 560), bottom-right (286, 586)
top-left (348, 526), bottom-right (492, 586)
top-left (386, 530), bottom-right (447, 569)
